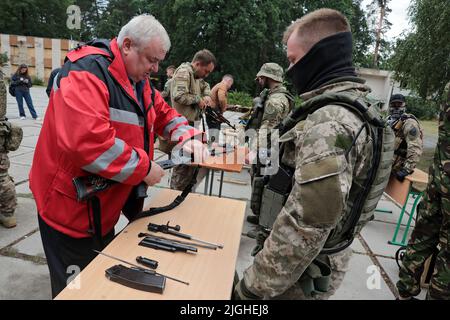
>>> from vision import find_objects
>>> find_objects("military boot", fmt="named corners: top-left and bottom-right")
top-left (0, 214), bottom-right (17, 228)
top-left (246, 215), bottom-right (259, 225)
top-left (246, 225), bottom-right (262, 239)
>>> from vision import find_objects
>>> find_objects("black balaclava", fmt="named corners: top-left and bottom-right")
top-left (287, 32), bottom-right (356, 95)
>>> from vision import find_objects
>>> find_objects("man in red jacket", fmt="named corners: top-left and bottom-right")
top-left (29, 14), bottom-right (207, 298)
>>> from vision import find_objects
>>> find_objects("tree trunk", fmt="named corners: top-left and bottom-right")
top-left (373, 4), bottom-right (385, 67)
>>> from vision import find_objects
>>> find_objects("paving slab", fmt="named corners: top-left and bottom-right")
top-left (0, 198), bottom-right (38, 249)
top-left (351, 237), bottom-right (366, 254)
top-left (8, 145), bottom-right (35, 158)
top-left (360, 220), bottom-right (413, 258)
top-left (11, 231), bottom-right (45, 258)
top-left (374, 197), bottom-right (419, 227)
top-left (20, 136), bottom-right (39, 149)
top-left (235, 235), bottom-right (255, 279)
top-left (331, 253), bottom-right (396, 300)
top-left (8, 163), bottom-right (30, 184)
top-left (15, 182), bottom-right (32, 195)
top-left (9, 151), bottom-right (35, 166)
top-left (0, 256), bottom-right (51, 300)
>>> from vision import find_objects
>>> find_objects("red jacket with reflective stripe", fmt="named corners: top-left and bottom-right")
top-left (29, 39), bottom-right (199, 238)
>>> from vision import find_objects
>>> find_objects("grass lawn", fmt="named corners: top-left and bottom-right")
top-left (420, 120), bottom-right (439, 138)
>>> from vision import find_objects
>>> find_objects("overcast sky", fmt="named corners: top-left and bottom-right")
top-left (361, 0), bottom-right (412, 40)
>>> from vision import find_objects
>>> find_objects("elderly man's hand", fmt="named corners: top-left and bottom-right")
top-left (143, 161), bottom-right (165, 186)
top-left (181, 139), bottom-right (209, 163)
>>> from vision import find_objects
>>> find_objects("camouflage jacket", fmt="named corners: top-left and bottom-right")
top-left (170, 62), bottom-right (210, 122)
top-left (388, 113), bottom-right (423, 173)
top-left (161, 78), bottom-right (173, 100)
top-left (243, 81), bottom-right (378, 299)
top-left (250, 85), bottom-right (291, 152)
top-left (0, 70), bottom-right (6, 120)
top-left (436, 82), bottom-right (450, 173)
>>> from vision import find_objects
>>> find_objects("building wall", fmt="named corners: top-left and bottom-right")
top-left (0, 34), bottom-right (78, 82)
top-left (356, 67), bottom-right (415, 110)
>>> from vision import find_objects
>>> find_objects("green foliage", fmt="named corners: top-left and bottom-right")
top-left (0, 0), bottom-right (77, 39)
top-left (31, 75), bottom-right (44, 86)
top-left (227, 91), bottom-right (254, 108)
top-left (0, 52), bottom-right (8, 66)
top-left (405, 96), bottom-right (439, 120)
top-left (0, 0), bottom-right (375, 93)
top-left (391, 0), bottom-right (450, 99)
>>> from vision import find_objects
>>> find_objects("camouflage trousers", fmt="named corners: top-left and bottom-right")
top-left (396, 161), bottom-right (450, 300)
top-left (170, 165), bottom-right (208, 191)
top-left (0, 153), bottom-right (17, 218)
top-left (270, 247), bottom-right (352, 300)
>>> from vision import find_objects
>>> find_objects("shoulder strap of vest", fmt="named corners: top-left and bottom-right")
top-left (278, 92), bottom-right (385, 137)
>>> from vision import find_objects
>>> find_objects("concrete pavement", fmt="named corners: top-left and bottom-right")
top-left (0, 86), bottom-right (430, 300)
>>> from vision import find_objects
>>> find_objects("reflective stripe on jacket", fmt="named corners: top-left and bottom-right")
top-left (29, 38), bottom-right (200, 238)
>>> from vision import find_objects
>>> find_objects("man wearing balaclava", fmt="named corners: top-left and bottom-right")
top-left (234, 8), bottom-right (394, 300)
top-left (387, 94), bottom-right (423, 182)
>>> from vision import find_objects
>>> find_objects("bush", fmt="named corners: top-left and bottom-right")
top-left (405, 96), bottom-right (439, 120)
top-left (227, 91), bottom-right (254, 108)
top-left (31, 76), bottom-right (45, 86)
top-left (0, 52), bottom-right (8, 67)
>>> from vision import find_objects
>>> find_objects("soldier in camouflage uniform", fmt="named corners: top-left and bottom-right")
top-left (396, 82), bottom-right (450, 300)
top-left (387, 93), bottom-right (423, 181)
top-left (246, 63), bottom-right (293, 237)
top-left (0, 67), bottom-right (23, 228)
top-left (234, 9), bottom-right (394, 300)
top-left (161, 65), bottom-right (175, 104)
top-left (170, 49), bottom-right (215, 190)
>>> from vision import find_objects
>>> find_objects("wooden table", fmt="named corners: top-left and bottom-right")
top-left (380, 168), bottom-right (429, 246)
top-left (56, 189), bottom-right (246, 300)
top-left (199, 146), bottom-right (246, 197)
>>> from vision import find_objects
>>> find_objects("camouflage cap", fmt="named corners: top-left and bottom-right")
top-left (256, 63), bottom-right (284, 83)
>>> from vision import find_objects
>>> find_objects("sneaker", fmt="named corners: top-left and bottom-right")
top-left (0, 215), bottom-right (17, 228)
top-left (246, 215), bottom-right (259, 225)
top-left (20, 116), bottom-right (25, 120)
top-left (33, 117), bottom-right (40, 121)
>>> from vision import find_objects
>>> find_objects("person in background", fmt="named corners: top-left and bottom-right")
top-left (11, 64), bottom-right (39, 120)
top-left (207, 74), bottom-right (234, 143)
top-left (46, 67), bottom-right (61, 97)
top-left (161, 65), bottom-right (175, 104)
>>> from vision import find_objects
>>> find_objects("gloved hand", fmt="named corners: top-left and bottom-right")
top-left (396, 168), bottom-right (410, 182)
top-left (233, 279), bottom-right (261, 300)
top-left (251, 229), bottom-right (270, 256)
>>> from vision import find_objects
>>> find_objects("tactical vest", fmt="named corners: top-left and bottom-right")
top-left (258, 91), bottom-right (394, 254)
top-left (391, 113), bottom-right (423, 159)
top-left (246, 87), bottom-right (295, 130)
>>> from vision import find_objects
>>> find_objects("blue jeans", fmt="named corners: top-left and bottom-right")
top-left (15, 89), bottom-right (38, 119)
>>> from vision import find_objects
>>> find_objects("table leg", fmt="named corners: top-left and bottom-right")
top-left (400, 191), bottom-right (423, 245)
top-left (204, 169), bottom-right (210, 195)
top-left (219, 171), bottom-right (225, 198)
top-left (389, 191), bottom-right (411, 246)
top-left (209, 170), bottom-right (215, 196)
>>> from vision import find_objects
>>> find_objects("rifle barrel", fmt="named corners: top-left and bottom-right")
top-left (93, 250), bottom-right (189, 285)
